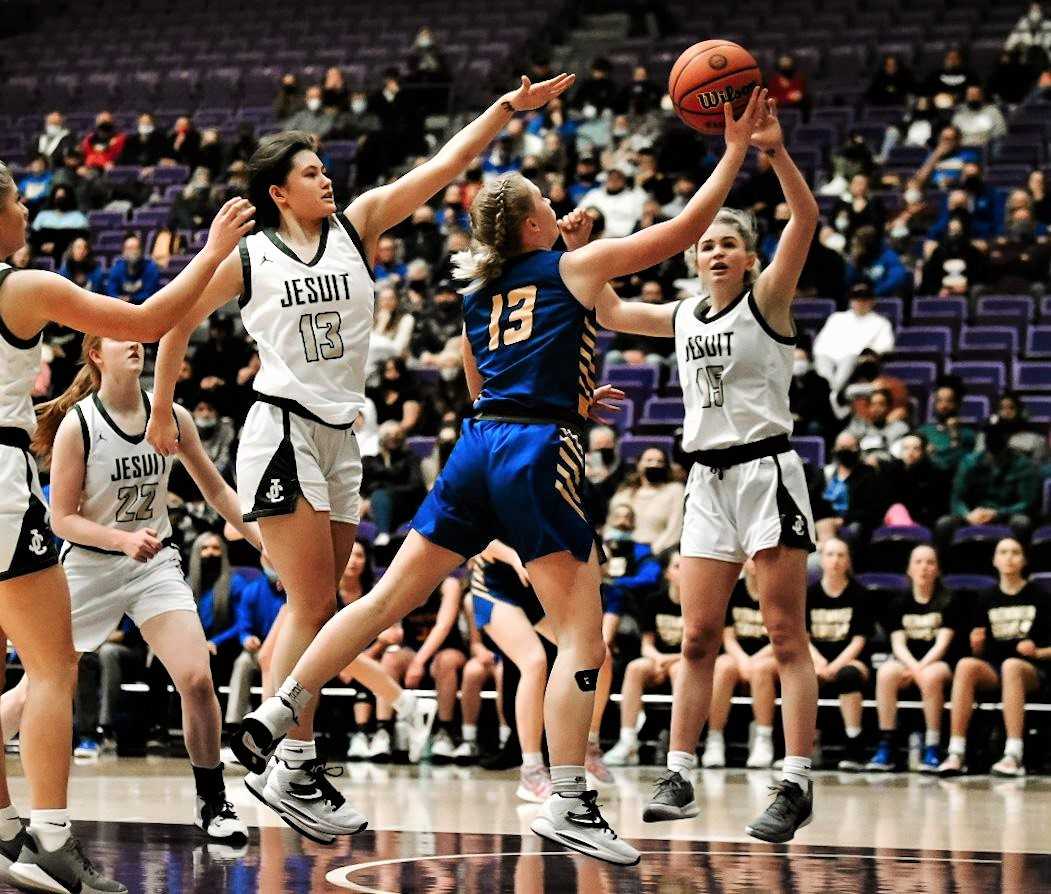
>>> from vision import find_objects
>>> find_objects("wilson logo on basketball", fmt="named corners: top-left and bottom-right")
top-left (694, 80), bottom-right (758, 110)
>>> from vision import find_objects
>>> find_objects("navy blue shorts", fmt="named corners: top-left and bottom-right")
top-left (412, 419), bottom-right (595, 565)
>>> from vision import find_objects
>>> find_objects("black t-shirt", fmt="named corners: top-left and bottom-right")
top-left (889, 589), bottom-right (960, 663)
top-left (402, 585), bottom-right (463, 652)
top-left (641, 587), bottom-right (683, 654)
top-left (806, 579), bottom-right (873, 663)
top-left (724, 580), bottom-right (769, 656)
top-left (974, 582), bottom-right (1050, 667)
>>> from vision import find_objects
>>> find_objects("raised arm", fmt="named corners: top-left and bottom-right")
top-left (146, 251), bottom-right (245, 455)
top-left (560, 90), bottom-right (764, 294)
top-left (174, 403), bottom-right (262, 551)
top-left (347, 75), bottom-right (575, 250)
top-left (1, 199), bottom-right (253, 345)
top-left (751, 99), bottom-right (819, 318)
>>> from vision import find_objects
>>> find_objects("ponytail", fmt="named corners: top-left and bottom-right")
top-left (32, 334), bottom-right (102, 459)
top-left (453, 173), bottom-right (535, 294)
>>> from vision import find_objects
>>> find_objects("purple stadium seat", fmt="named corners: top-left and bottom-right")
top-left (1031, 573), bottom-right (1051, 595)
top-left (874, 298), bottom-right (903, 331)
top-left (604, 363), bottom-right (660, 393)
top-left (87, 210), bottom-right (127, 231)
top-left (864, 525), bottom-right (933, 572)
top-left (790, 436), bottom-right (825, 468)
top-left (609, 400), bottom-right (635, 435)
top-left (957, 327), bottom-right (1019, 360)
top-left (894, 327), bottom-right (952, 357)
top-left (948, 525), bottom-right (1013, 574)
top-left (1029, 525), bottom-right (1051, 570)
top-left (911, 296), bottom-right (967, 330)
top-left (881, 361), bottom-right (937, 389)
top-left (856, 572), bottom-right (908, 604)
top-left (146, 166), bottom-right (190, 186)
top-left (1025, 326), bottom-right (1051, 358)
top-left (618, 435), bottom-right (675, 463)
top-left (943, 574), bottom-right (998, 598)
top-left (947, 361), bottom-right (1006, 392)
top-left (976, 295), bottom-right (1034, 328)
top-left (1023, 395), bottom-right (1051, 424)
top-left (131, 208), bottom-right (170, 229)
top-left (638, 397), bottom-right (685, 427)
top-left (793, 299), bottom-right (835, 328)
top-left (1014, 362), bottom-right (1051, 392)
top-left (407, 436), bottom-right (435, 460)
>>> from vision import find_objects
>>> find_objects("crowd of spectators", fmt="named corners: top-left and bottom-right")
top-left (5, 15), bottom-right (1051, 770)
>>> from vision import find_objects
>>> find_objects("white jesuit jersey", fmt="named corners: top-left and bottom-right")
top-left (68, 391), bottom-right (174, 548)
top-left (0, 263), bottom-right (45, 434)
top-left (674, 289), bottom-right (796, 453)
top-left (238, 214), bottom-right (375, 426)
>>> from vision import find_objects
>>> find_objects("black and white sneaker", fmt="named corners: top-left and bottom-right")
top-left (9, 830), bottom-right (127, 893)
top-left (245, 757), bottom-right (335, 845)
top-left (530, 790), bottom-right (639, 866)
top-left (263, 759), bottom-right (368, 842)
top-left (0, 823), bottom-right (26, 882)
top-left (837, 736), bottom-right (866, 772)
top-left (195, 795), bottom-right (249, 843)
top-left (642, 770), bottom-right (699, 822)
top-left (746, 780), bottom-right (813, 843)
top-left (232, 696), bottom-right (297, 774)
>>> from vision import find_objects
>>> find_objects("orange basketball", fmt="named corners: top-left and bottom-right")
top-left (668, 40), bottom-right (761, 134)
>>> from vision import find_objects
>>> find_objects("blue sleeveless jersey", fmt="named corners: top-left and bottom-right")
top-left (465, 250), bottom-right (597, 421)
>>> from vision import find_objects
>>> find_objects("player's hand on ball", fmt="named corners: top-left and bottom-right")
top-left (558, 208), bottom-right (594, 250)
top-left (147, 411), bottom-right (180, 456)
top-left (749, 96), bottom-right (783, 152)
top-left (206, 198), bottom-right (255, 256)
top-left (588, 384), bottom-right (626, 424)
top-left (503, 73), bottom-right (576, 112)
top-left (723, 87), bottom-right (766, 149)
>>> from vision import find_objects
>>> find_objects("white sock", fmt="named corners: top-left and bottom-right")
top-left (462, 724), bottom-right (478, 743)
top-left (667, 750), bottom-right (697, 777)
top-left (845, 726), bottom-right (862, 740)
top-left (392, 689), bottom-right (416, 716)
top-left (755, 725), bottom-right (774, 740)
top-left (550, 764), bottom-right (585, 796)
top-left (1005, 737), bottom-right (1024, 760)
top-left (522, 751), bottom-right (544, 770)
top-left (925, 729), bottom-right (941, 747)
top-left (276, 678), bottom-right (313, 718)
top-left (706, 729), bottom-right (724, 745)
top-left (0, 804), bottom-right (20, 841)
top-left (277, 738), bottom-right (316, 770)
top-left (29, 809), bottom-right (70, 851)
top-left (781, 755), bottom-right (812, 789)
top-left (587, 731), bottom-right (599, 747)
top-left (948, 735), bottom-right (966, 757)
top-left (619, 727), bottom-right (638, 746)
top-left (499, 725), bottom-right (511, 746)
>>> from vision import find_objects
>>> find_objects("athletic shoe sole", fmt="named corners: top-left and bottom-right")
top-left (529, 816), bottom-right (640, 867)
top-left (642, 800), bottom-right (699, 822)
top-left (864, 763), bottom-right (895, 772)
top-left (991, 767), bottom-right (1026, 778)
top-left (837, 761), bottom-right (866, 772)
top-left (231, 719), bottom-right (280, 775)
top-left (244, 772), bottom-right (337, 846)
top-left (276, 795), bottom-right (367, 838)
top-left (746, 809), bottom-right (813, 844)
top-left (194, 820), bottom-right (249, 845)
top-left (9, 862), bottom-right (79, 894)
top-left (937, 766), bottom-right (968, 778)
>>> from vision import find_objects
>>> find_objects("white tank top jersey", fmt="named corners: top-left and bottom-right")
top-left (0, 263), bottom-right (45, 434)
top-left (68, 390), bottom-right (174, 548)
top-left (674, 289), bottom-right (796, 452)
top-left (238, 213), bottom-right (375, 426)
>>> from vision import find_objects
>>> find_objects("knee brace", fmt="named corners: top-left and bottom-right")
top-left (835, 664), bottom-right (865, 695)
top-left (575, 669), bottom-right (600, 692)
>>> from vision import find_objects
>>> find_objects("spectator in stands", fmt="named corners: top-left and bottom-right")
top-left (918, 379), bottom-right (978, 474)
top-left (806, 538), bottom-right (874, 771)
top-left (578, 164), bottom-right (647, 238)
top-left (730, 151), bottom-right (785, 230)
top-left (224, 558), bottom-right (286, 725)
top-left (885, 432), bottom-right (952, 528)
top-left (845, 226), bottom-right (910, 297)
top-left (573, 57), bottom-right (619, 116)
top-left (601, 504), bottom-right (661, 620)
top-left (608, 448), bottom-right (684, 555)
top-left (937, 421), bottom-right (1040, 547)
top-left (701, 561), bottom-right (778, 769)
top-left (815, 431), bottom-right (884, 544)
top-left (273, 73), bottom-right (304, 121)
top-left (951, 85), bottom-right (1008, 147)
top-left (620, 64), bottom-right (662, 115)
top-left (29, 184), bottom-right (89, 259)
top-left (18, 154), bottom-right (52, 216)
top-left (421, 423), bottom-right (458, 491)
top-left (413, 280), bottom-right (463, 366)
top-left (603, 549), bottom-right (683, 767)
top-left (405, 26), bottom-right (452, 100)
top-left (166, 167), bottom-right (218, 235)
top-left (190, 396), bottom-right (236, 481)
top-left (583, 424), bottom-right (624, 519)
top-left (925, 48), bottom-right (977, 106)
top-left (865, 54), bottom-right (915, 106)
top-left (31, 111), bottom-right (75, 168)
top-left (835, 347), bottom-right (910, 423)
top-left (191, 531), bottom-right (242, 683)
top-left (372, 285), bottom-right (415, 361)
top-left (987, 49), bottom-right (1039, 106)
top-left (435, 184), bottom-right (470, 232)
top-left (80, 111), bottom-right (126, 170)
top-left (374, 235), bottom-right (407, 284)
top-left (789, 340), bottom-right (836, 441)
top-left (121, 113), bottom-right (167, 168)
top-left (991, 392), bottom-right (1048, 466)
top-left (322, 66), bottom-right (350, 113)
top-left (887, 181), bottom-right (939, 245)
top-left (913, 126), bottom-right (982, 191)
top-left (796, 230), bottom-right (848, 302)
top-left (192, 315), bottom-right (255, 410)
top-left (362, 421), bottom-right (427, 547)
top-left (282, 85), bottom-right (339, 139)
top-left (403, 205), bottom-right (444, 267)
top-left (938, 538), bottom-right (1051, 777)
top-left (986, 204), bottom-right (1050, 293)
top-left (832, 175), bottom-right (885, 244)
top-left (106, 234), bottom-right (160, 305)
top-left (197, 129), bottom-right (226, 180)
top-left (921, 217), bottom-right (988, 297)
top-left (1005, 3), bottom-right (1051, 66)
top-left (866, 545), bottom-right (957, 773)
top-left (225, 122), bottom-right (259, 169)
top-left (847, 387), bottom-right (909, 464)
top-left (163, 116), bottom-right (201, 168)
top-left (57, 237), bottom-right (105, 293)
top-left (768, 53), bottom-right (809, 115)
top-left (813, 283), bottom-right (895, 390)
top-left (368, 357), bottom-right (422, 435)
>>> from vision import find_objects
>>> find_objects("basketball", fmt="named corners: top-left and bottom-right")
top-left (668, 40), bottom-right (761, 134)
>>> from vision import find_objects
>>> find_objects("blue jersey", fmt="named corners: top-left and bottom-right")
top-left (465, 250), bottom-right (597, 421)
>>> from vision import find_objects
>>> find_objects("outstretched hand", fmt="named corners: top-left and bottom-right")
top-left (205, 198), bottom-right (255, 257)
top-left (588, 384), bottom-right (626, 425)
top-left (750, 95), bottom-right (784, 152)
top-left (558, 208), bottom-right (594, 250)
top-left (723, 87), bottom-right (767, 150)
top-left (503, 73), bottom-right (576, 112)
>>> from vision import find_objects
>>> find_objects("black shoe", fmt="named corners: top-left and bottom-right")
top-left (480, 735), bottom-right (522, 771)
top-left (837, 736), bottom-right (866, 772)
top-left (642, 770), bottom-right (699, 822)
top-left (0, 822), bottom-right (27, 876)
top-left (746, 780), bottom-right (813, 843)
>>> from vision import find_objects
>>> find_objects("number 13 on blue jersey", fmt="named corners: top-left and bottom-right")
top-left (487, 286), bottom-right (537, 350)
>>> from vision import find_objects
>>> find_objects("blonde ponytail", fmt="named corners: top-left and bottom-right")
top-left (454, 173), bottom-right (535, 294)
top-left (32, 334), bottom-right (102, 460)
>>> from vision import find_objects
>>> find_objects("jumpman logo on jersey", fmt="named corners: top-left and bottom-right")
top-left (97, 431), bottom-right (106, 442)
top-left (260, 254), bottom-right (273, 265)
top-left (28, 529), bottom-right (46, 556)
top-left (266, 478), bottom-right (284, 503)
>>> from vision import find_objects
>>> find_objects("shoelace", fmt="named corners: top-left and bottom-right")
top-left (206, 798), bottom-right (239, 822)
top-left (565, 790), bottom-right (614, 838)
top-left (68, 836), bottom-right (101, 879)
top-left (763, 781), bottom-right (800, 823)
top-left (652, 770), bottom-right (686, 796)
top-left (305, 761), bottom-right (347, 809)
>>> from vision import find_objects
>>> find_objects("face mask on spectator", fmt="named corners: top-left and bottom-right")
top-left (97, 122), bottom-right (114, 137)
top-left (793, 359), bottom-right (810, 377)
top-left (195, 413), bottom-right (218, 433)
top-left (139, 124), bottom-right (154, 137)
top-left (835, 448), bottom-right (860, 468)
top-left (351, 97), bottom-right (367, 114)
top-left (904, 188), bottom-right (922, 205)
top-left (890, 224), bottom-right (910, 240)
top-left (306, 97), bottom-right (322, 112)
top-left (200, 555), bottom-right (222, 581)
top-left (965, 99), bottom-right (982, 111)
top-left (599, 447), bottom-right (616, 466)
top-left (643, 465), bottom-right (669, 484)
top-left (45, 123), bottom-right (62, 137)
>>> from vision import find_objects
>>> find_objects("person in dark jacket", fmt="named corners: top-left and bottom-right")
top-left (362, 422), bottom-right (427, 546)
top-left (789, 340), bottom-right (836, 442)
top-left (865, 54), bottom-right (915, 106)
top-left (121, 113), bottom-right (167, 167)
top-left (886, 432), bottom-right (952, 528)
top-left (816, 431), bottom-right (886, 545)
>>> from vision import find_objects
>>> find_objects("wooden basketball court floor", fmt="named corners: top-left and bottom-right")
top-left (0, 759), bottom-right (1048, 893)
